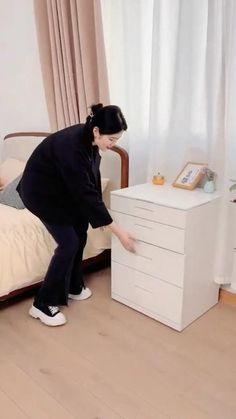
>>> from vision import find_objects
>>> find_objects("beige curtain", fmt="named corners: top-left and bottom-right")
top-left (34, 0), bottom-right (110, 131)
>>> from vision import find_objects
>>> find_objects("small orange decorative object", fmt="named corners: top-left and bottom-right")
top-left (152, 172), bottom-right (165, 185)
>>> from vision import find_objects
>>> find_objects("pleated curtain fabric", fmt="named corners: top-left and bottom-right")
top-left (34, 0), bottom-right (110, 130)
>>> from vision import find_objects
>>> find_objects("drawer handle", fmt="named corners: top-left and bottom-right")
top-left (135, 285), bottom-right (152, 293)
top-left (135, 223), bottom-right (152, 230)
top-left (136, 253), bottom-right (152, 261)
top-left (135, 206), bottom-right (154, 212)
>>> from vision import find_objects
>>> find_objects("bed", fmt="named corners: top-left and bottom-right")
top-left (0, 131), bottom-right (129, 301)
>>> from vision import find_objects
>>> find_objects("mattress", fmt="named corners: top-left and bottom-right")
top-left (0, 204), bottom-right (111, 297)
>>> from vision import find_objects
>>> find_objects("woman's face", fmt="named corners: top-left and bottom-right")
top-left (92, 127), bottom-right (123, 151)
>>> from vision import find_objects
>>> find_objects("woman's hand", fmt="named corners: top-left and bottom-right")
top-left (107, 221), bottom-right (136, 253)
top-left (117, 229), bottom-right (136, 253)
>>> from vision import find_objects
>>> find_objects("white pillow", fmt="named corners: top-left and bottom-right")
top-left (0, 158), bottom-right (26, 187)
top-left (0, 159), bottom-right (109, 192)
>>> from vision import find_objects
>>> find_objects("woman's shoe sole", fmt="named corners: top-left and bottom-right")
top-left (68, 287), bottom-right (92, 301)
top-left (29, 305), bottom-right (66, 327)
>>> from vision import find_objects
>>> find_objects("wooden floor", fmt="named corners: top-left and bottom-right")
top-left (1, 268), bottom-right (236, 419)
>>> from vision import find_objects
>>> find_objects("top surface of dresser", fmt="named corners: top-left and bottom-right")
top-left (111, 183), bottom-right (220, 210)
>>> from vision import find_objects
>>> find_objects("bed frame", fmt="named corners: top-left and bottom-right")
top-left (0, 131), bottom-right (129, 302)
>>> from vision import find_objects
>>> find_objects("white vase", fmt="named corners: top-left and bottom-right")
top-left (203, 180), bottom-right (215, 193)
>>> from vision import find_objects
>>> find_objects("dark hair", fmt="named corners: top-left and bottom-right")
top-left (83, 103), bottom-right (128, 144)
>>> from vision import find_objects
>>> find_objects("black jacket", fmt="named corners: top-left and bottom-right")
top-left (17, 124), bottom-right (113, 228)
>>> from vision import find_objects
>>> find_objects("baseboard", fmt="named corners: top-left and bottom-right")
top-left (219, 288), bottom-right (236, 305)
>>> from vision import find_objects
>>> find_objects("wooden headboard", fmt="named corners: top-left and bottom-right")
top-left (3, 131), bottom-right (129, 191)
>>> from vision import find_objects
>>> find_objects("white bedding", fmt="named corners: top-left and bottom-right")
top-left (0, 204), bottom-right (111, 297)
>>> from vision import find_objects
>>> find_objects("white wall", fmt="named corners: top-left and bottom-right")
top-left (0, 0), bottom-right (50, 160)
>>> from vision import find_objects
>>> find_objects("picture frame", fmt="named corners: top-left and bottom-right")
top-left (172, 161), bottom-right (207, 190)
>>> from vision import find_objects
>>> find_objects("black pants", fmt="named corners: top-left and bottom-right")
top-left (34, 219), bottom-right (89, 306)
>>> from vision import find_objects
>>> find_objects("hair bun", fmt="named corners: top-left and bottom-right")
top-left (91, 103), bottom-right (103, 116)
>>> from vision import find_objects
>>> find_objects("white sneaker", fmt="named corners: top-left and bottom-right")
top-left (29, 303), bottom-right (66, 326)
top-left (68, 287), bottom-right (92, 301)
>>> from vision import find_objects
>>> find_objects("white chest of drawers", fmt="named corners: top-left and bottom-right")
top-left (110, 183), bottom-right (220, 331)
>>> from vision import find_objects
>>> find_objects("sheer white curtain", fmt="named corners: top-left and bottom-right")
top-left (225, 0), bottom-right (236, 182)
top-left (222, 0), bottom-right (236, 289)
top-left (102, 0), bottom-right (226, 182)
top-left (148, 0), bottom-right (225, 182)
top-left (101, 0), bottom-right (154, 184)
top-left (102, 0), bottom-right (236, 286)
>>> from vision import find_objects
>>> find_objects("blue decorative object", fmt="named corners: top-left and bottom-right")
top-left (0, 174), bottom-right (25, 209)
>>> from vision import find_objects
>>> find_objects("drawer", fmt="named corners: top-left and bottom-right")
top-left (112, 262), bottom-right (183, 324)
top-left (111, 210), bottom-right (185, 253)
top-left (112, 237), bottom-right (185, 287)
top-left (111, 195), bottom-right (186, 228)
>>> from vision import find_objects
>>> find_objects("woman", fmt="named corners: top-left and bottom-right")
top-left (17, 103), bottom-right (136, 327)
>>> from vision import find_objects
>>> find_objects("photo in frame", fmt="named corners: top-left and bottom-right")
top-left (172, 161), bottom-right (207, 190)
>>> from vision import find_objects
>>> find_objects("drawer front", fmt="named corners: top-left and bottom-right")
top-left (112, 262), bottom-right (183, 324)
top-left (111, 195), bottom-right (186, 228)
top-left (112, 237), bottom-right (185, 287)
top-left (111, 210), bottom-right (185, 253)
